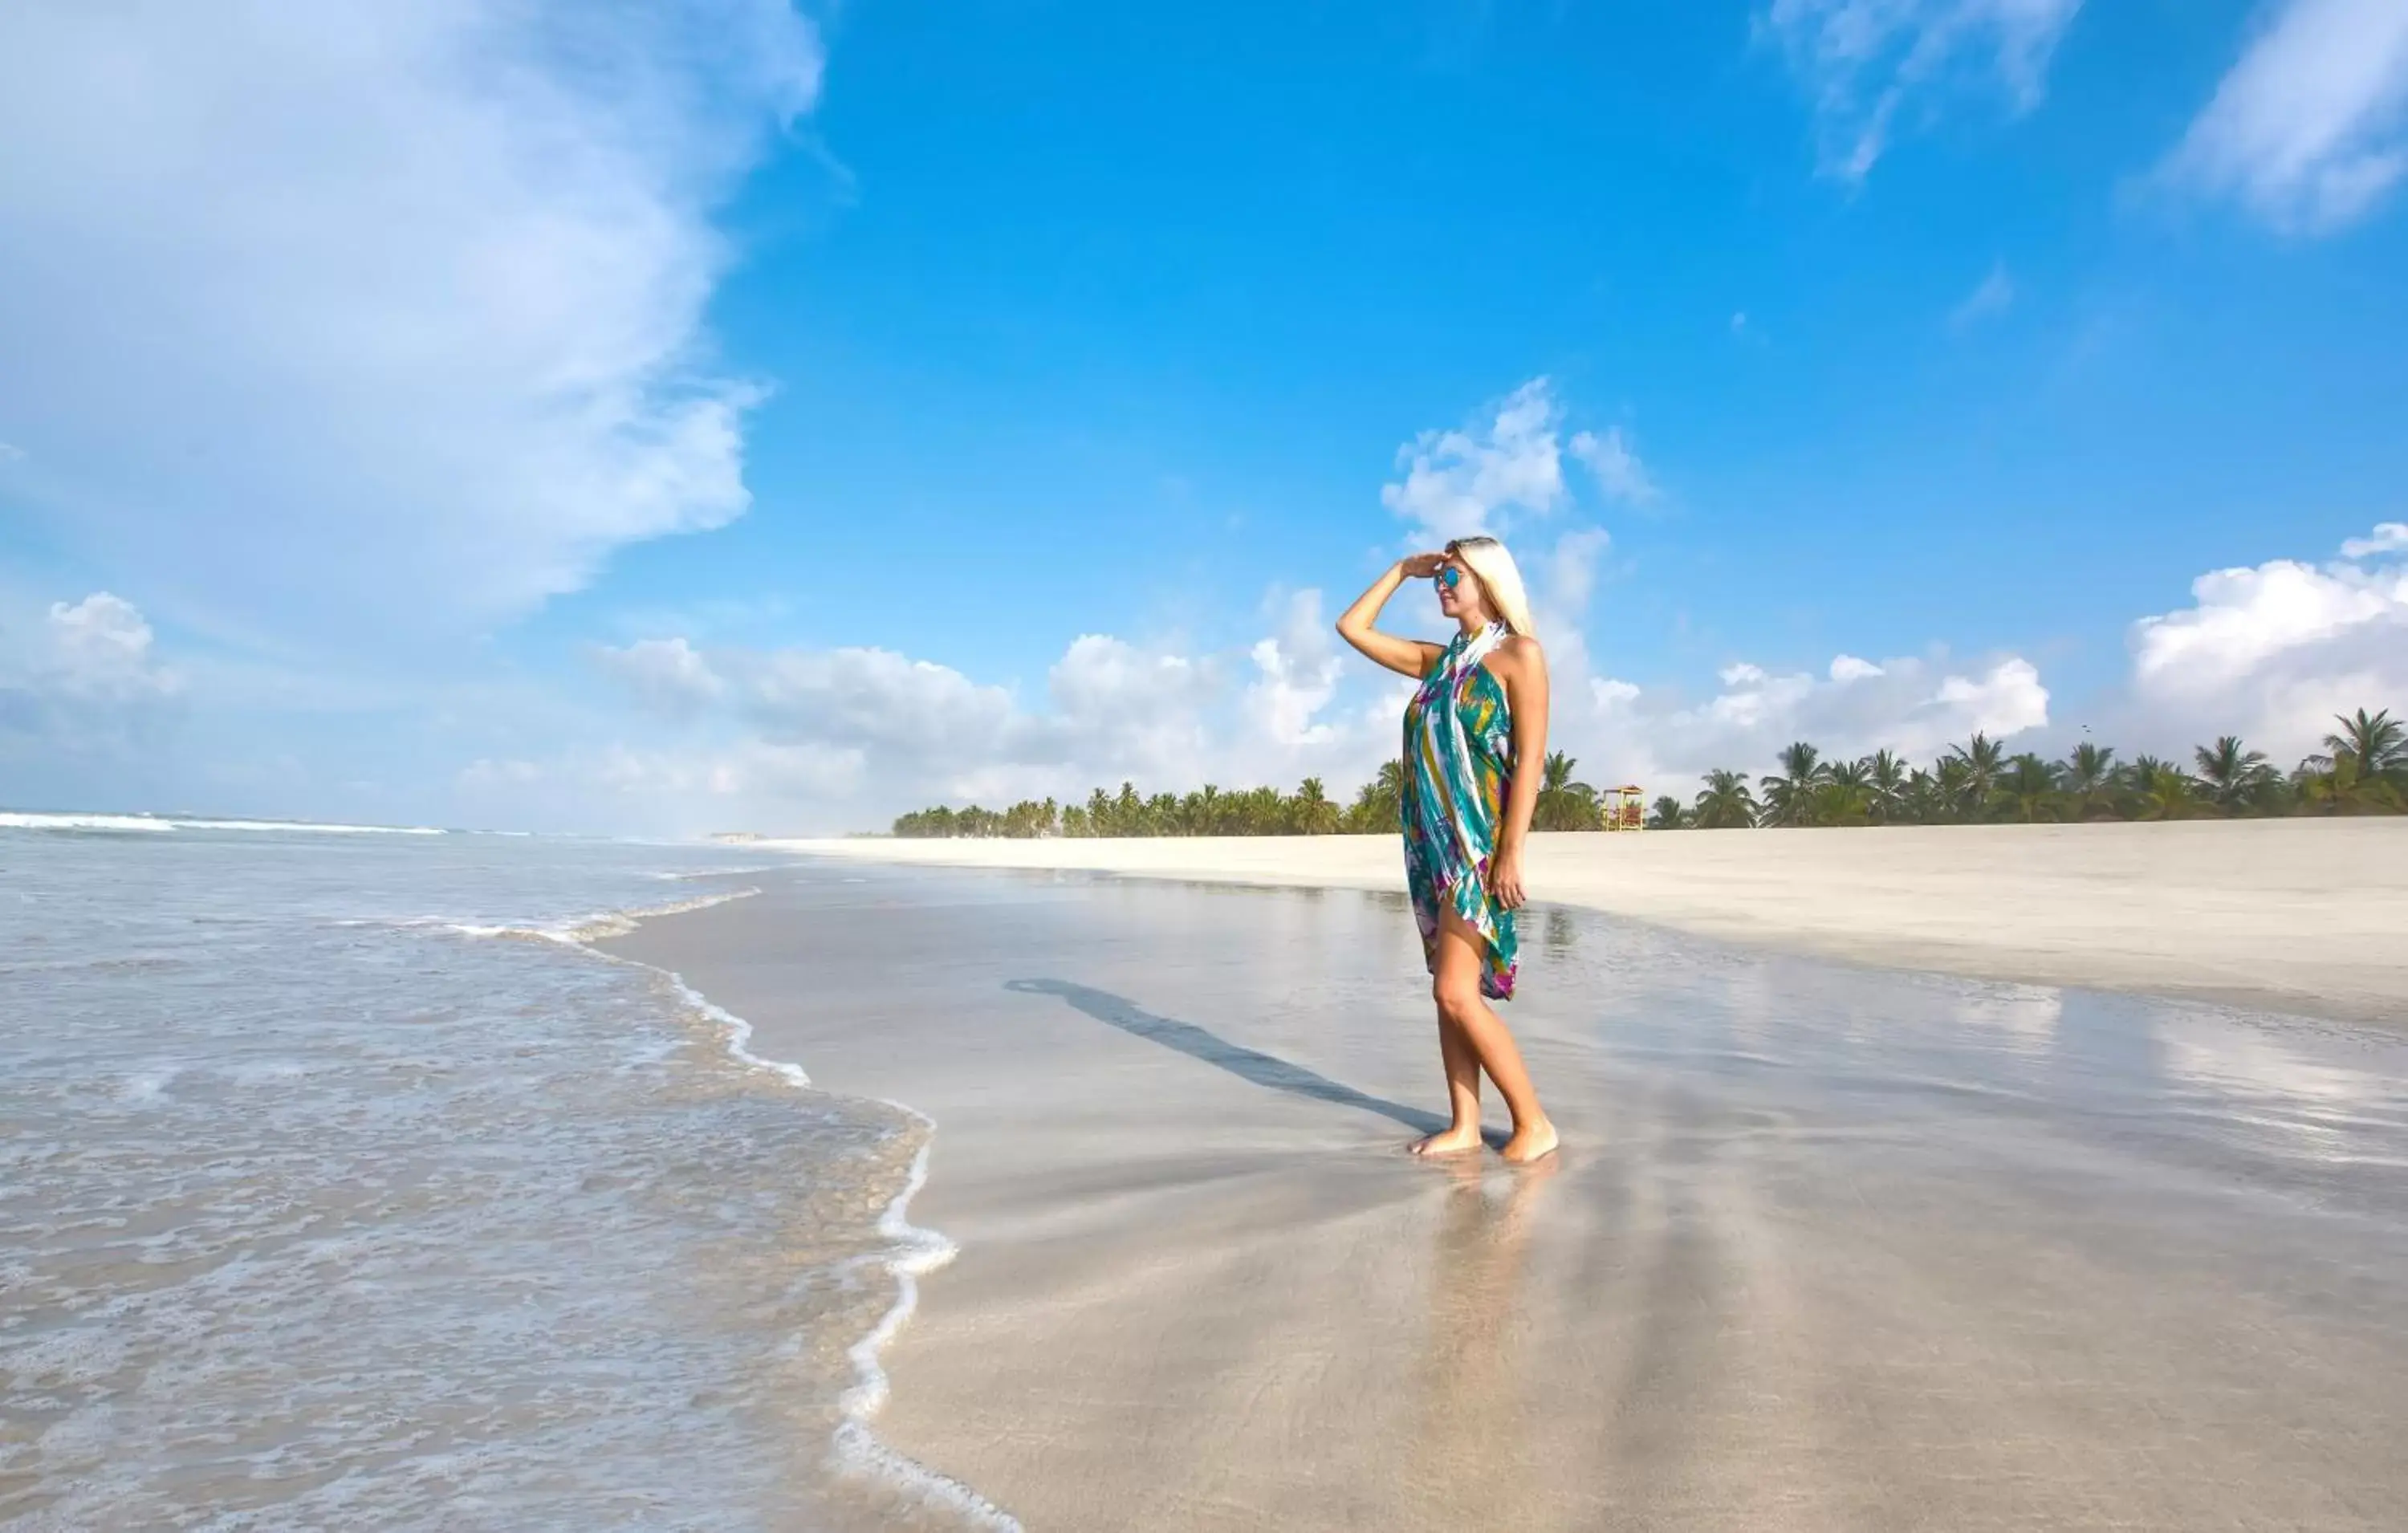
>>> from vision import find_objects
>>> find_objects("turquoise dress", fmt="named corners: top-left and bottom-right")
top-left (1401, 623), bottom-right (1518, 1000)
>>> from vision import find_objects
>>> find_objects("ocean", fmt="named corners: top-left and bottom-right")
top-left (0, 817), bottom-right (961, 1531)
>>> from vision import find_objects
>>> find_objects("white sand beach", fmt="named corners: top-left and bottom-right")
top-left (761, 819), bottom-right (2408, 1025)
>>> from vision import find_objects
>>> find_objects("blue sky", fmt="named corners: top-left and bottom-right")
top-left (3, 0), bottom-right (2406, 833)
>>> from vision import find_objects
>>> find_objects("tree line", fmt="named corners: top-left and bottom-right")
top-left (891, 753), bottom-right (1622, 838)
top-left (1656, 707), bottom-right (2405, 828)
top-left (889, 707), bottom-right (2406, 838)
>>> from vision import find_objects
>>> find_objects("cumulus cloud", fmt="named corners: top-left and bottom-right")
top-left (44, 593), bottom-right (173, 700)
top-left (1381, 379), bottom-right (1572, 544)
top-left (2125, 525), bottom-right (2408, 760)
top-left (2162, 0), bottom-right (2408, 234)
top-left (1560, 650), bottom-right (2050, 791)
top-left (1570, 427), bottom-right (1660, 506)
top-left (1246, 590), bottom-right (1347, 749)
top-left (579, 592), bottom-right (1404, 828)
top-left (1034, 634), bottom-right (1222, 776)
top-left (1760, 0), bottom-right (2085, 181)
top-left (744, 646), bottom-right (1019, 762)
top-left (2341, 522), bottom-right (2408, 558)
top-left (1542, 527), bottom-right (1614, 616)
top-left (596, 637), bottom-right (725, 718)
top-left (0, 1), bottom-right (820, 644)
top-left (0, 591), bottom-right (183, 762)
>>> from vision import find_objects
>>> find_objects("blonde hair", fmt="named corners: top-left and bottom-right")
top-left (1447, 536), bottom-right (1536, 637)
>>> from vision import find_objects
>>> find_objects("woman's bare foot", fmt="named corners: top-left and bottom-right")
top-left (1409, 1124), bottom-right (1484, 1157)
top-left (1499, 1117), bottom-right (1558, 1165)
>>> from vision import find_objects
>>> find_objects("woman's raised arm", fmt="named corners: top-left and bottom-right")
top-left (1336, 556), bottom-right (1446, 679)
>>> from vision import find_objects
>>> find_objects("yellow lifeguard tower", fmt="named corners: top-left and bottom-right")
top-left (1601, 784), bottom-right (1646, 831)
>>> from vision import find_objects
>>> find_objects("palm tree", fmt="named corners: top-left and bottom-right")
top-left (1646, 795), bottom-right (1690, 829)
top-left (1757, 741), bottom-right (1828, 827)
top-left (1863, 749), bottom-right (1908, 824)
top-left (1808, 778), bottom-right (1872, 826)
top-left (1899, 766), bottom-right (1944, 825)
top-left (2059, 742), bottom-right (2118, 821)
top-left (1533, 751), bottom-right (1603, 831)
top-left (2295, 748), bottom-right (2407, 815)
top-left (2317, 709), bottom-right (2407, 783)
top-left (1691, 768), bottom-right (1759, 829)
top-left (1291, 777), bottom-right (1340, 835)
top-left (2132, 762), bottom-right (2204, 821)
top-left (1998, 753), bottom-right (2061, 823)
top-left (1930, 756), bottom-right (1977, 823)
top-left (1344, 760), bottom-right (1406, 832)
top-left (1812, 758), bottom-right (1873, 826)
top-left (2192, 736), bottom-right (2275, 815)
top-left (1944, 733), bottom-right (2007, 819)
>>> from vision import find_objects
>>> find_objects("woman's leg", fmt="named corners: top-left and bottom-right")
top-left (1408, 1001), bottom-right (1485, 1156)
top-left (1430, 905), bottom-right (1557, 1164)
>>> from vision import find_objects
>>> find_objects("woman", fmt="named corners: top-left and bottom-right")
top-left (1336, 537), bottom-right (1558, 1165)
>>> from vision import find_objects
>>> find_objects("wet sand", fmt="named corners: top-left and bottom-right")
top-left (757, 819), bottom-right (2408, 1025)
top-left (602, 860), bottom-right (2408, 1531)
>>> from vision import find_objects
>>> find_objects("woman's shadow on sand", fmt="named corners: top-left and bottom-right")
top-left (1006, 978), bottom-right (1507, 1150)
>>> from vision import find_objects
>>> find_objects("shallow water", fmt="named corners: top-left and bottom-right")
top-left (0, 825), bottom-right (927, 1531)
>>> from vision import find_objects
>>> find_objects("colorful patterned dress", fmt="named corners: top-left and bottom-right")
top-left (1401, 621), bottom-right (1519, 1000)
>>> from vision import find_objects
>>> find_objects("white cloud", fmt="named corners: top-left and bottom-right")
top-left (1543, 527), bottom-right (1614, 616)
top-left (2125, 525), bottom-right (2408, 759)
top-left (595, 636), bottom-right (725, 717)
top-left (1761, 0), bottom-right (2085, 181)
top-left (2341, 522), bottom-right (2408, 558)
top-left (1245, 590), bottom-right (1346, 748)
top-left (1592, 677), bottom-right (1643, 710)
top-left (0, 591), bottom-right (183, 763)
top-left (591, 739), bottom-right (864, 803)
top-left (1381, 378), bottom-right (1572, 544)
top-left (1035, 633), bottom-right (1222, 777)
top-left (1564, 650), bottom-right (2049, 791)
top-left (1570, 427), bottom-right (1660, 506)
top-left (0, 441), bottom-right (23, 462)
top-left (0, 2), bottom-right (820, 645)
top-left (571, 590), bottom-right (1412, 829)
top-left (1948, 261), bottom-right (2016, 329)
top-left (2162, 0), bottom-right (2408, 234)
top-left (743, 646), bottom-right (1019, 762)
top-left (45, 593), bottom-right (171, 699)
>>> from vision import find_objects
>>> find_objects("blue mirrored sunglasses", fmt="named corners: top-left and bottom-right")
top-left (1434, 567), bottom-right (1462, 591)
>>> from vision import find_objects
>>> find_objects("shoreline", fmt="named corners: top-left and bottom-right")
top-left (752, 819), bottom-right (2408, 1026)
top-left (567, 890), bottom-right (1007, 1529)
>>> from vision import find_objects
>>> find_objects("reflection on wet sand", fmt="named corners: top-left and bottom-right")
top-left (602, 864), bottom-right (2408, 1531)
top-left (1954, 982), bottom-right (2062, 1053)
top-left (1540, 904), bottom-right (1579, 959)
top-left (1400, 1158), bottom-right (1560, 1519)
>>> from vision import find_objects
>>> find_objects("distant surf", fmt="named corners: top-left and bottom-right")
top-left (0, 809), bottom-right (445, 835)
